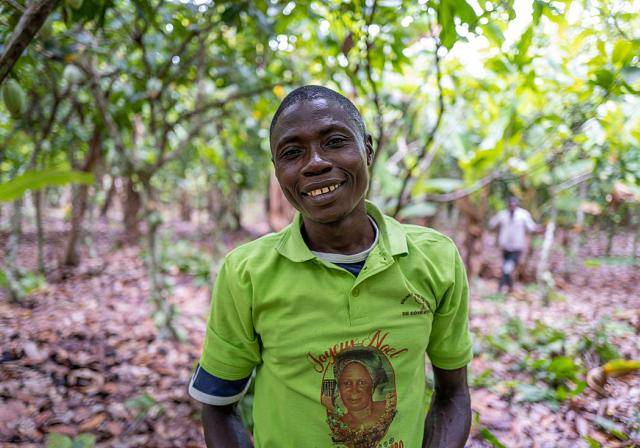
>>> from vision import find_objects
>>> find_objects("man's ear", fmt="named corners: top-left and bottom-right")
top-left (365, 133), bottom-right (374, 166)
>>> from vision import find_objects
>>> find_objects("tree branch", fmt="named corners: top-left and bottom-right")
top-left (0, 0), bottom-right (60, 83)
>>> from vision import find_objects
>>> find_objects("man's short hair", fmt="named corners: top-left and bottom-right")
top-left (269, 85), bottom-right (366, 140)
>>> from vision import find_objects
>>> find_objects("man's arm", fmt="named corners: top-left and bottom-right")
top-left (423, 365), bottom-right (471, 448)
top-left (488, 212), bottom-right (502, 231)
top-left (202, 403), bottom-right (252, 448)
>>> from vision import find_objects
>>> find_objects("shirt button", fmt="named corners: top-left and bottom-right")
top-left (352, 288), bottom-right (360, 297)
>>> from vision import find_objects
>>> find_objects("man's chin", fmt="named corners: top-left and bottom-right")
top-left (301, 208), bottom-right (347, 225)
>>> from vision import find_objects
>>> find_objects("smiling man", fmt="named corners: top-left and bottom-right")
top-left (189, 86), bottom-right (473, 447)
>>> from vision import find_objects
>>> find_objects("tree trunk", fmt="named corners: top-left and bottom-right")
top-left (62, 185), bottom-right (88, 266)
top-left (62, 127), bottom-right (102, 266)
top-left (123, 176), bottom-right (141, 242)
top-left (3, 200), bottom-right (24, 302)
top-left (564, 182), bottom-right (587, 279)
top-left (537, 197), bottom-right (557, 281)
top-left (141, 181), bottom-right (181, 340)
top-left (179, 189), bottom-right (192, 222)
top-left (100, 175), bottom-right (117, 218)
top-left (33, 189), bottom-right (46, 275)
top-left (605, 208), bottom-right (617, 257)
top-left (632, 207), bottom-right (639, 259)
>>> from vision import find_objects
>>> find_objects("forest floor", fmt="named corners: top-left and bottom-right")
top-left (0, 216), bottom-right (639, 448)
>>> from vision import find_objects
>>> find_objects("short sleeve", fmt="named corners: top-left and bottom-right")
top-left (523, 210), bottom-right (537, 232)
top-left (199, 258), bottom-right (261, 380)
top-left (427, 247), bottom-right (473, 370)
top-left (488, 212), bottom-right (501, 230)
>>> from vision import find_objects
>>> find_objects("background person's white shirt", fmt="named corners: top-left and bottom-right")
top-left (489, 207), bottom-right (537, 251)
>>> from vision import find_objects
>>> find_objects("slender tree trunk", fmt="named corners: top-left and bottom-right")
top-left (4, 200), bottom-right (24, 302)
top-left (605, 215), bottom-right (615, 257)
top-left (179, 189), bottom-right (192, 222)
top-left (537, 198), bottom-right (557, 305)
top-left (123, 176), bottom-right (141, 242)
top-left (565, 182), bottom-right (587, 279)
top-left (100, 176), bottom-right (117, 218)
top-left (63, 184), bottom-right (89, 266)
top-left (33, 189), bottom-right (46, 275)
top-left (141, 181), bottom-right (180, 340)
top-left (632, 207), bottom-right (639, 260)
top-left (62, 127), bottom-right (102, 266)
top-left (84, 187), bottom-right (97, 259)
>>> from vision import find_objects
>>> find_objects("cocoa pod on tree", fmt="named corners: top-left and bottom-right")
top-left (2, 79), bottom-right (26, 118)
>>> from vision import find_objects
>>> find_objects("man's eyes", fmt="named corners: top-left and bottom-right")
top-left (280, 147), bottom-right (301, 158)
top-left (326, 136), bottom-right (347, 147)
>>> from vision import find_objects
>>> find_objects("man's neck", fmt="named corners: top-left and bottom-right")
top-left (301, 202), bottom-right (375, 254)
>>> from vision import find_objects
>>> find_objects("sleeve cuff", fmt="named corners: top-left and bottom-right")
top-left (188, 364), bottom-right (252, 405)
top-left (428, 346), bottom-right (473, 370)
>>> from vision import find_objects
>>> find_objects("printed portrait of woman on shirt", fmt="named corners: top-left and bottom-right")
top-left (322, 346), bottom-right (397, 447)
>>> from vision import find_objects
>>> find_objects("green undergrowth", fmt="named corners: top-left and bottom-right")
top-left (46, 433), bottom-right (95, 448)
top-left (156, 237), bottom-right (213, 286)
top-left (583, 256), bottom-right (639, 268)
top-left (473, 314), bottom-right (630, 406)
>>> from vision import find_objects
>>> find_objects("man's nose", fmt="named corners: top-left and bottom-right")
top-left (302, 149), bottom-right (332, 176)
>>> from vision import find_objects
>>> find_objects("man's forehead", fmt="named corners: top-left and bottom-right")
top-left (280, 97), bottom-right (349, 123)
top-left (271, 98), bottom-right (356, 139)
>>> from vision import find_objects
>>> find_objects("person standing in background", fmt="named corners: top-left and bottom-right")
top-left (489, 196), bottom-right (542, 293)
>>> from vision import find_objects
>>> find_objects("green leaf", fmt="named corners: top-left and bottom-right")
top-left (0, 170), bottom-right (94, 202)
top-left (582, 436), bottom-right (602, 448)
top-left (593, 69), bottom-right (615, 90)
top-left (46, 433), bottom-right (73, 448)
top-left (71, 434), bottom-right (96, 448)
top-left (516, 383), bottom-right (555, 402)
top-left (611, 40), bottom-right (634, 67)
top-left (438, 1), bottom-right (457, 49)
top-left (483, 23), bottom-right (505, 47)
top-left (546, 356), bottom-right (580, 381)
top-left (593, 417), bottom-right (629, 440)
top-left (478, 427), bottom-right (507, 448)
top-left (451, 0), bottom-right (478, 28)
top-left (515, 26), bottom-right (534, 66)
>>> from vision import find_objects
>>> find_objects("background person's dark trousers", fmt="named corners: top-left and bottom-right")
top-left (499, 250), bottom-right (522, 292)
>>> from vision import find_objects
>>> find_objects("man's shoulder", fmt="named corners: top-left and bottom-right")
top-left (383, 215), bottom-right (458, 254)
top-left (223, 228), bottom-right (287, 266)
top-left (516, 207), bottom-right (532, 216)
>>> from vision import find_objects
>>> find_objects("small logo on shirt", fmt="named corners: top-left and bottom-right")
top-left (400, 292), bottom-right (432, 316)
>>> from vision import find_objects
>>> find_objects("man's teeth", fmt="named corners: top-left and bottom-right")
top-left (307, 183), bottom-right (341, 197)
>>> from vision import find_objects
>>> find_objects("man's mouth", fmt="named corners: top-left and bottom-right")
top-left (303, 182), bottom-right (344, 198)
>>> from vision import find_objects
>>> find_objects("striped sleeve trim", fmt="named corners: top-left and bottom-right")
top-left (188, 364), bottom-right (252, 405)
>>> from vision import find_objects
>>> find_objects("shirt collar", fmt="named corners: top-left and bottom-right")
top-left (275, 200), bottom-right (407, 262)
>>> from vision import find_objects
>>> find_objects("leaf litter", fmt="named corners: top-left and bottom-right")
top-left (0, 223), bottom-right (638, 447)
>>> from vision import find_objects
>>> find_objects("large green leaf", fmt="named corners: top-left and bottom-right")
top-left (0, 170), bottom-right (94, 202)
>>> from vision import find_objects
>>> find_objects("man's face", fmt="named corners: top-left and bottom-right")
top-left (270, 98), bottom-right (373, 224)
top-left (338, 362), bottom-right (374, 412)
top-left (508, 198), bottom-right (518, 212)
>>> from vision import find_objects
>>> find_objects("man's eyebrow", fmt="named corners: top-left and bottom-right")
top-left (275, 124), bottom-right (352, 151)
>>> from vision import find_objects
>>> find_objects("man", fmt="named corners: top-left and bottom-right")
top-left (489, 196), bottom-right (540, 293)
top-left (189, 86), bottom-right (473, 447)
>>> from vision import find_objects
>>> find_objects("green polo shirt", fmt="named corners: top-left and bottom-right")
top-left (199, 201), bottom-right (472, 447)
